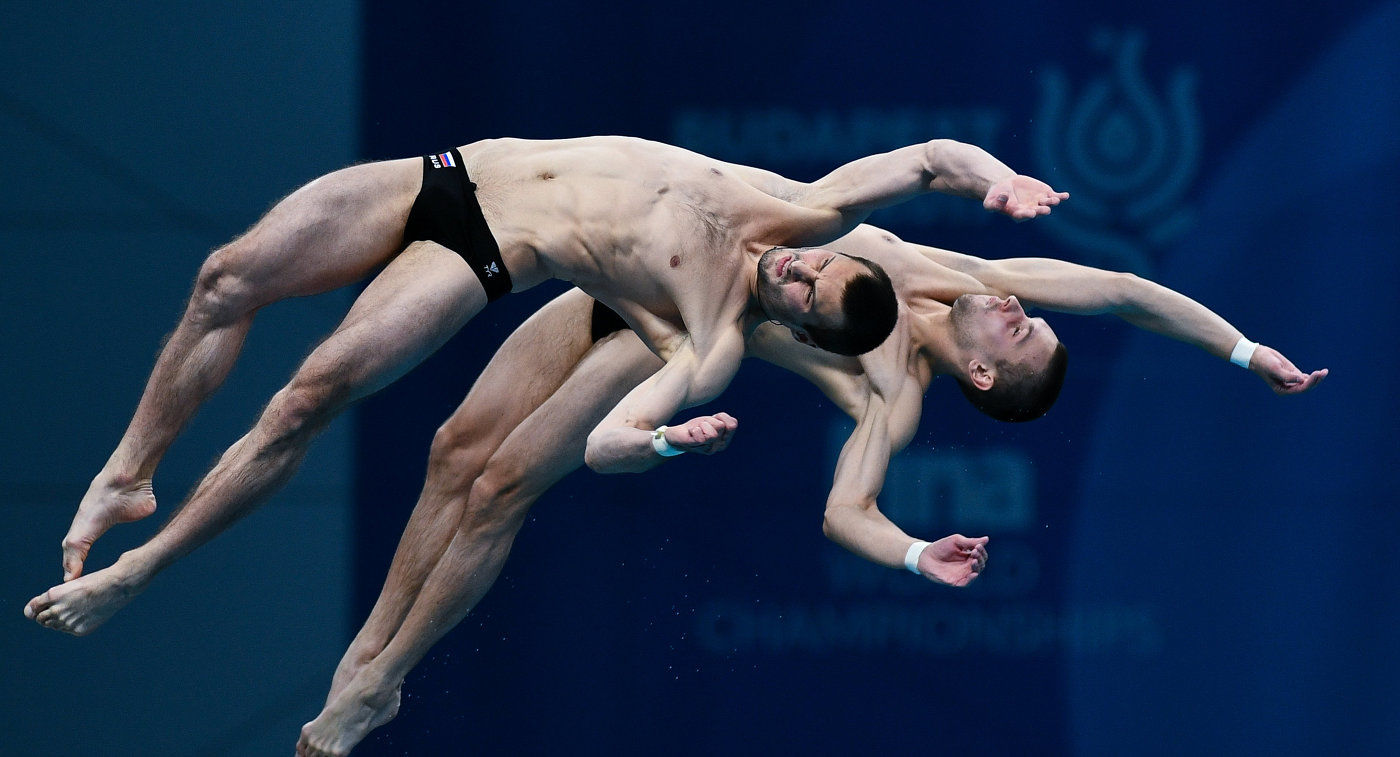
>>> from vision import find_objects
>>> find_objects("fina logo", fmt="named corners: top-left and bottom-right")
top-left (1033, 29), bottom-right (1201, 275)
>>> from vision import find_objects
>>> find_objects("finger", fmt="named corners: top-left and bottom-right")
top-left (1295, 370), bottom-right (1328, 391)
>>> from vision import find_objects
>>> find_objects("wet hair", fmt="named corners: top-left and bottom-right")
top-left (803, 256), bottom-right (898, 357)
top-left (957, 342), bottom-right (1069, 422)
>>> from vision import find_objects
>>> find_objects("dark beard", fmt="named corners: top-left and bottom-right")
top-left (949, 293), bottom-right (981, 350)
top-left (755, 247), bottom-right (788, 320)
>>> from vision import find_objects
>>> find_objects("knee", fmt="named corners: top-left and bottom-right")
top-left (265, 376), bottom-right (345, 441)
top-left (427, 424), bottom-right (491, 489)
top-left (464, 462), bottom-right (531, 533)
top-left (189, 246), bottom-right (256, 326)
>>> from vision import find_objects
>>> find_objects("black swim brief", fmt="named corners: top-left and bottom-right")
top-left (402, 148), bottom-right (513, 301)
top-left (589, 298), bottom-right (630, 343)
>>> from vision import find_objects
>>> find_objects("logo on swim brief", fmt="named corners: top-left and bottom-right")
top-left (429, 151), bottom-right (457, 169)
top-left (482, 261), bottom-right (500, 278)
top-left (1032, 29), bottom-right (1200, 275)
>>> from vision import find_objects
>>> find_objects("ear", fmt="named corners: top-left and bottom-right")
top-left (791, 328), bottom-right (816, 347)
top-left (967, 359), bottom-right (996, 391)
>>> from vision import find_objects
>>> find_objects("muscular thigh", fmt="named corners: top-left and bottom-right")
top-left (228, 157), bottom-right (423, 303)
top-left (484, 322), bottom-right (664, 500)
top-left (303, 241), bottom-right (487, 401)
top-left (436, 288), bottom-right (602, 454)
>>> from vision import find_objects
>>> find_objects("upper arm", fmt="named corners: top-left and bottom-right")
top-left (715, 160), bottom-right (811, 203)
top-left (902, 242), bottom-right (1134, 315)
top-left (825, 390), bottom-right (897, 513)
top-left (743, 144), bottom-right (937, 248)
top-left (826, 317), bottom-right (921, 509)
top-left (976, 258), bottom-right (1135, 314)
top-left (800, 143), bottom-right (934, 221)
top-left (747, 324), bottom-right (866, 417)
top-left (597, 327), bottom-right (746, 432)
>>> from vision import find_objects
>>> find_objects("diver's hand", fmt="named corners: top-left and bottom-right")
top-left (916, 534), bottom-right (990, 587)
top-left (984, 175), bottom-right (1069, 221)
top-left (666, 413), bottom-right (739, 454)
top-left (1249, 345), bottom-right (1328, 395)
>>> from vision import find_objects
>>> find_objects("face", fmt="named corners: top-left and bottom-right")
top-left (950, 293), bottom-right (1060, 373)
top-left (756, 247), bottom-right (869, 337)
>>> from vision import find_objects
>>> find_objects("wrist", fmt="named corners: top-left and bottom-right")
top-left (1230, 337), bottom-right (1259, 369)
top-left (903, 541), bottom-right (931, 574)
top-left (651, 426), bottom-right (684, 457)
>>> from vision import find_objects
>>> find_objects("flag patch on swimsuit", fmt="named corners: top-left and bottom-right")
top-left (429, 151), bottom-right (457, 169)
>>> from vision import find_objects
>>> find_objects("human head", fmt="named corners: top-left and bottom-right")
top-left (756, 247), bottom-right (898, 356)
top-left (949, 293), bottom-right (1068, 422)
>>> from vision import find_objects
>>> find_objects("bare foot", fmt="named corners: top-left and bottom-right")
top-left (63, 475), bottom-right (157, 580)
top-left (297, 676), bottom-right (403, 756)
top-left (24, 559), bottom-right (146, 636)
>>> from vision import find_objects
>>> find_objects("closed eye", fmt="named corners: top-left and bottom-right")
top-left (809, 256), bottom-right (834, 305)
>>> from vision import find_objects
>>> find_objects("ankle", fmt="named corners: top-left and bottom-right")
top-left (95, 469), bottom-right (152, 491)
top-left (112, 551), bottom-right (157, 590)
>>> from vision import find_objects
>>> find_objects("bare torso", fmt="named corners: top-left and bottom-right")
top-left (459, 136), bottom-right (805, 358)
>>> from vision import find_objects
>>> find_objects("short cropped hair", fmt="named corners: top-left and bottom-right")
top-left (803, 256), bottom-right (898, 357)
top-left (957, 342), bottom-right (1069, 422)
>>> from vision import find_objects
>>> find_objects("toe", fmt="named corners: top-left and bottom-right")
top-left (25, 591), bottom-right (52, 618)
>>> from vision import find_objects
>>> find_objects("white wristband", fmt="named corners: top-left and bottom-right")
top-left (904, 541), bottom-right (931, 574)
top-left (651, 426), bottom-right (684, 457)
top-left (1230, 337), bottom-right (1258, 368)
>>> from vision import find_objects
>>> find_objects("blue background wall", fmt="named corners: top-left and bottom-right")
top-left (1, 4), bottom-right (360, 754)
top-left (352, 2), bottom-right (1397, 755)
top-left (4, 1), bottom-right (1396, 755)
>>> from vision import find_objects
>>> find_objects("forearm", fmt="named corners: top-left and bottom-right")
top-left (585, 425), bottom-right (667, 474)
top-left (803, 139), bottom-right (1013, 219)
top-left (585, 333), bottom-right (743, 473)
top-left (822, 499), bottom-right (918, 570)
top-left (922, 139), bottom-right (1016, 201)
top-left (937, 252), bottom-right (1249, 360)
top-left (820, 390), bottom-right (916, 570)
top-left (1111, 275), bottom-right (1244, 360)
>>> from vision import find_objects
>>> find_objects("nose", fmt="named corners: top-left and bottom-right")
top-left (1001, 295), bottom-right (1022, 313)
top-left (791, 259), bottom-right (816, 282)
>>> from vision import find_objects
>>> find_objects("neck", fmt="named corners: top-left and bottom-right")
top-left (910, 307), bottom-right (969, 380)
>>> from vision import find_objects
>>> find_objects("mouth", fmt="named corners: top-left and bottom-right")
top-left (776, 254), bottom-right (794, 280)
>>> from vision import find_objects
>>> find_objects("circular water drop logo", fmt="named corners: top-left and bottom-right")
top-left (1033, 29), bottom-right (1201, 275)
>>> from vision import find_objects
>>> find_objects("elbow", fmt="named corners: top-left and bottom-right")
top-left (821, 503), bottom-right (852, 542)
top-left (1107, 271), bottom-right (1146, 309)
top-left (822, 496), bottom-right (876, 542)
top-left (924, 137), bottom-right (961, 155)
top-left (583, 431), bottom-right (613, 474)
